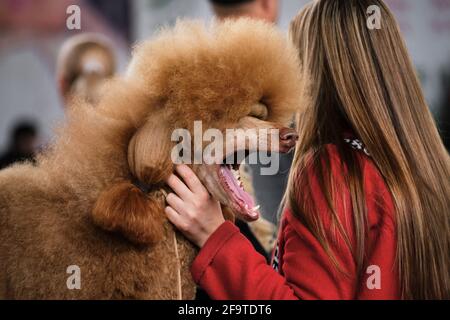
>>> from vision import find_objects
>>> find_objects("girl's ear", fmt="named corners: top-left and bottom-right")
top-left (92, 114), bottom-right (174, 245)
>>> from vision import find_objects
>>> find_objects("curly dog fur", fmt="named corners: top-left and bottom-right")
top-left (0, 19), bottom-right (302, 299)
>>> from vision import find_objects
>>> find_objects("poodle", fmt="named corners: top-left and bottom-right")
top-left (0, 18), bottom-right (302, 299)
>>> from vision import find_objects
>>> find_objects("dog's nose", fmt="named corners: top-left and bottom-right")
top-left (279, 128), bottom-right (298, 152)
top-left (280, 128), bottom-right (299, 141)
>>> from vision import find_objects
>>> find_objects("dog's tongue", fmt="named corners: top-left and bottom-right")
top-left (220, 166), bottom-right (258, 220)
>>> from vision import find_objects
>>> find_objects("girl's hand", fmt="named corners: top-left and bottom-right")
top-left (165, 164), bottom-right (225, 247)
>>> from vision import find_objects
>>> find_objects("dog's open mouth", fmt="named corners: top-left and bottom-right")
top-left (218, 151), bottom-right (259, 221)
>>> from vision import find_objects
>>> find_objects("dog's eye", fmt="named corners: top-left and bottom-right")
top-left (249, 103), bottom-right (268, 120)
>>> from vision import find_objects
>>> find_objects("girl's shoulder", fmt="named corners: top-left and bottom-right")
top-left (289, 138), bottom-right (396, 231)
top-left (321, 139), bottom-right (389, 193)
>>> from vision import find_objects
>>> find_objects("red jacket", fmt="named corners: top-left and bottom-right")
top-left (191, 143), bottom-right (400, 300)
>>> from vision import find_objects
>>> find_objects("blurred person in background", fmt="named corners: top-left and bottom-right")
top-left (0, 121), bottom-right (39, 170)
top-left (56, 33), bottom-right (116, 106)
top-left (210, 0), bottom-right (279, 23)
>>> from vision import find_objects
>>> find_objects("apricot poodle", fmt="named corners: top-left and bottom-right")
top-left (0, 18), bottom-right (302, 299)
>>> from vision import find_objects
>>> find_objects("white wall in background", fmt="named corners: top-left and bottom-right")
top-left (0, 40), bottom-right (65, 151)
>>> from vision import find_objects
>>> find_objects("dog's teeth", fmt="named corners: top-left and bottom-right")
top-left (252, 205), bottom-right (260, 211)
top-left (233, 170), bottom-right (241, 182)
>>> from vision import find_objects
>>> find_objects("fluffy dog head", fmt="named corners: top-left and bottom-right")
top-left (92, 19), bottom-right (303, 245)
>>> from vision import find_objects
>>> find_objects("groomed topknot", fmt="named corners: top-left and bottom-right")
top-left (125, 18), bottom-right (303, 127)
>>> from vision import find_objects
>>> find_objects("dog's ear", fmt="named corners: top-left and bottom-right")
top-left (92, 183), bottom-right (166, 245)
top-left (127, 116), bottom-right (174, 185)
top-left (92, 114), bottom-right (174, 245)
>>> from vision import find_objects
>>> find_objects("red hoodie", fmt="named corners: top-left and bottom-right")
top-left (190, 142), bottom-right (400, 300)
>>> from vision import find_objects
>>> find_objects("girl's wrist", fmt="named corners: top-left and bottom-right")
top-left (197, 220), bottom-right (225, 248)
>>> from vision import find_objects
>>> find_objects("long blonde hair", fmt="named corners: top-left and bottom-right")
top-left (286, 0), bottom-right (450, 299)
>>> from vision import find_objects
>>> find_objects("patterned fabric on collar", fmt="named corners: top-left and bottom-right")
top-left (344, 138), bottom-right (371, 156)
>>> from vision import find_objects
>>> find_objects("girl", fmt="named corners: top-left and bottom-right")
top-left (164, 0), bottom-right (450, 299)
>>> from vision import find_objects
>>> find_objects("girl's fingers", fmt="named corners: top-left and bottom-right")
top-left (166, 174), bottom-right (192, 200)
top-left (175, 164), bottom-right (207, 194)
top-left (166, 193), bottom-right (186, 215)
top-left (165, 206), bottom-right (187, 230)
